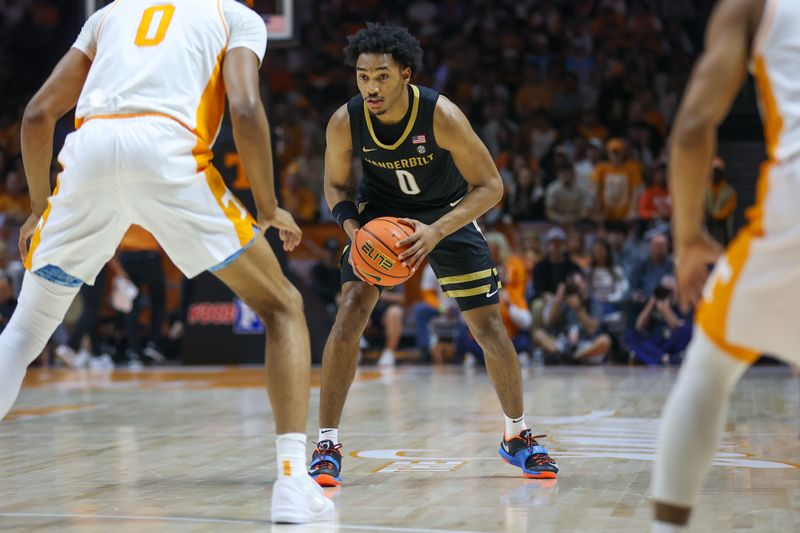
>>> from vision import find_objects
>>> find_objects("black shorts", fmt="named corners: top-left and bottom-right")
top-left (341, 203), bottom-right (501, 311)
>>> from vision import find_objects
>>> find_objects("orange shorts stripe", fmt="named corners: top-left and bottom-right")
top-left (203, 165), bottom-right (256, 247)
top-left (24, 177), bottom-right (61, 271)
top-left (76, 112), bottom-right (198, 138)
top-left (695, 163), bottom-right (773, 364)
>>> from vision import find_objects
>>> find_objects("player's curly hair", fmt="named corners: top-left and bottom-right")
top-left (344, 23), bottom-right (423, 75)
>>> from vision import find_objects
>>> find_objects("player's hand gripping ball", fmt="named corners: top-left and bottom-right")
top-left (352, 217), bottom-right (415, 286)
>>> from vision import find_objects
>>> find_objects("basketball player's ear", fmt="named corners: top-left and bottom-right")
top-left (402, 67), bottom-right (412, 84)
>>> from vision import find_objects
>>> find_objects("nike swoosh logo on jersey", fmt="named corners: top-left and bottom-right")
top-left (486, 288), bottom-right (500, 298)
top-left (362, 147), bottom-right (379, 152)
top-left (449, 197), bottom-right (464, 207)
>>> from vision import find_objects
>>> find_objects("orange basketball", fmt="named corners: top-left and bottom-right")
top-left (352, 217), bottom-right (415, 286)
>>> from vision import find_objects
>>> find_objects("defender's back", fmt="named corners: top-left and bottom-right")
top-left (75, 0), bottom-right (230, 146)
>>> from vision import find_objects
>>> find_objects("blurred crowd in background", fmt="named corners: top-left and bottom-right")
top-left (0, 0), bottom-right (745, 368)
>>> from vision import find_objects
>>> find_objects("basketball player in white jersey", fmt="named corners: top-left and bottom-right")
top-left (0, 0), bottom-right (333, 524)
top-left (652, 0), bottom-right (795, 530)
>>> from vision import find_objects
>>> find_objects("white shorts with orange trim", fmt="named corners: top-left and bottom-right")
top-left (25, 116), bottom-right (256, 284)
top-left (697, 160), bottom-right (800, 365)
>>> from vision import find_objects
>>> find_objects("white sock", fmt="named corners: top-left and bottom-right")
top-left (318, 428), bottom-right (338, 444)
top-left (652, 330), bottom-right (748, 509)
top-left (0, 271), bottom-right (79, 420)
top-left (504, 413), bottom-right (528, 437)
top-left (652, 520), bottom-right (686, 533)
top-left (276, 433), bottom-right (308, 479)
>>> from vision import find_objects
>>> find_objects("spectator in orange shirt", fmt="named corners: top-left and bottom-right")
top-left (705, 158), bottom-right (737, 245)
top-left (592, 138), bottom-right (643, 222)
top-left (638, 161), bottom-right (672, 228)
top-left (118, 225), bottom-right (166, 367)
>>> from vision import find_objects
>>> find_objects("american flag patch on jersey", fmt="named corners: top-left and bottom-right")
top-left (412, 134), bottom-right (427, 144)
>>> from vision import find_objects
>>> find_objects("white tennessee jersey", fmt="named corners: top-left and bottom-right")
top-left (751, 0), bottom-right (800, 162)
top-left (72, 0), bottom-right (267, 148)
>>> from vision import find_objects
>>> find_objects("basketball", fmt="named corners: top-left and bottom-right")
top-left (352, 217), bottom-right (415, 286)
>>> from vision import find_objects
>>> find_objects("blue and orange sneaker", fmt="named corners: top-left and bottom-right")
top-left (499, 429), bottom-right (558, 479)
top-left (309, 440), bottom-right (343, 487)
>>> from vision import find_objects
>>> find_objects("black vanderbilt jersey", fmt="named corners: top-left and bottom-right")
top-left (347, 84), bottom-right (469, 212)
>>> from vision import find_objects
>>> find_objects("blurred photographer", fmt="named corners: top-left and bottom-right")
top-left (533, 272), bottom-right (612, 364)
top-left (624, 275), bottom-right (692, 366)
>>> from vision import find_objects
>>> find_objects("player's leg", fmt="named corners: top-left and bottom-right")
top-left (0, 123), bottom-right (129, 419)
top-left (211, 235), bottom-right (333, 523)
top-left (0, 271), bottom-right (82, 419)
top-left (430, 222), bottom-right (558, 479)
top-left (461, 304), bottom-right (524, 416)
top-left (460, 303), bottom-right (556, 479)
top-left (1, 123), bottom-right (130, 417)
top-left (121, 115), bottom-right (333, 522)
top-left (136, 202), bottom-right (331, 521)
top-left (311, 265), bottom-right (380, 486)
top-left (652, 330), bottom-right (749, 530)
top-left (212, 238), bottom-right (310, 435)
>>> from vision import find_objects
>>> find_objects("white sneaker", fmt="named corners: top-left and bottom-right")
top-left (271, 475), bottom-right (335, 524)
top-left (463, 352), bottom-right (477, 368)
top-left (89, 354), bottom-right (115, 371)
top-left (143, 344), bottom-right (167, 364)
top-left (377, 349), bottom-right (395, 367)
top-left (54, 345), bottom-right (77, 368)
top-left (74, 349), bottom-right (92, 369)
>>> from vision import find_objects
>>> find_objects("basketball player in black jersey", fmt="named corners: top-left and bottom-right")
top-left (309, 24), bottom-right (558, 486)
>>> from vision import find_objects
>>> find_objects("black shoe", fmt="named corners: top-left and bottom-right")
top-left (309, 440), bottom-right (342, 487)
top-left (499, 429), bottom-right (559, 478)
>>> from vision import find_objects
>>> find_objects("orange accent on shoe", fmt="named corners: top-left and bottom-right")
top-left (313, 474), bottom-right (341, 487)
top-left (524, 471), bottom-right (557, 479)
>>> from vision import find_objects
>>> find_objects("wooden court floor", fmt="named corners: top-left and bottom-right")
top-left (0, 365), bottom-right (797, 532)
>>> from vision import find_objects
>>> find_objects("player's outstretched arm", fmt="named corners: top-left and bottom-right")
top-left (223, 48), bottom-right (300, 250)
top-left (323, 104), bottom-right (374, 283)
top-left (668, 0), bottom-right (760, 310)
top-left (19, 48), bottom-right (92, 259)
top-left (223, 48), bottom-right (277, 218)
top-left (323, 104), bottom-right (358, 239)
top-left (396, 96), bottom-right (503, 271)
top-left (22, 49), bottom-right (91, 219)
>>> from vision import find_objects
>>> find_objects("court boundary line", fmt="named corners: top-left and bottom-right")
top-left (0, 512), bottom-right (490, 533)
